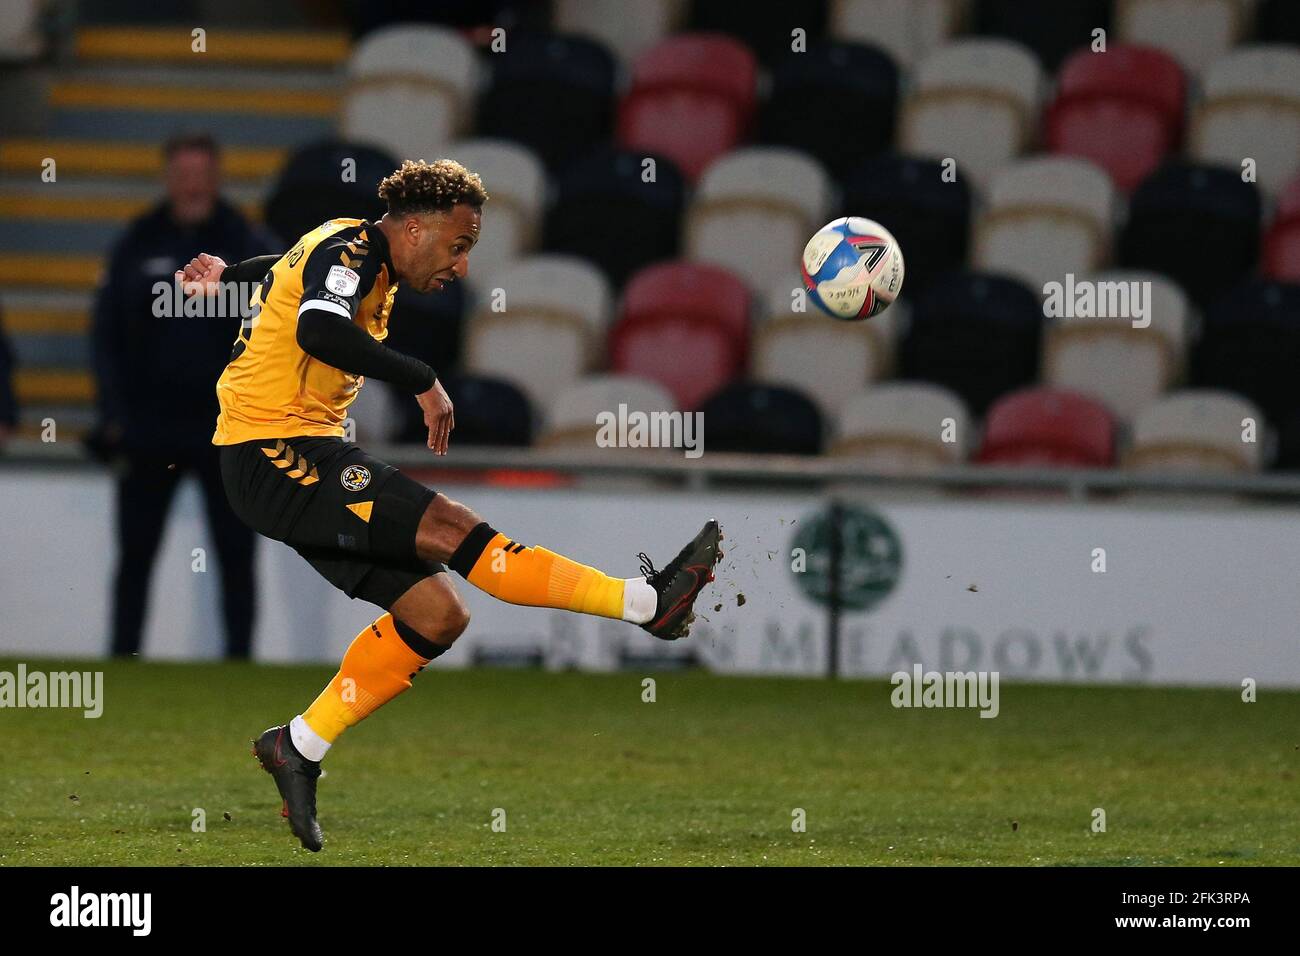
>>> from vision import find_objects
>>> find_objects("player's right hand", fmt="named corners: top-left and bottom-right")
top-left (174, 253), bottom-right (228, 298)
top-left (416, 378), bottom-right (455, 456)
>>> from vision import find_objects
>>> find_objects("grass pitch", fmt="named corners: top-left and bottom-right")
top-left (1, 658), bottom-right (1297, 866)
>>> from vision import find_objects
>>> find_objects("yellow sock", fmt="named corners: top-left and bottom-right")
top-left (300, 613), bottom-right (432, 746)
top-left (465, 532), bottom-right (626, 619)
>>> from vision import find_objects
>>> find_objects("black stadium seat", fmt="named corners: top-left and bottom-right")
top-left (842, 153), bottom-right (973, 301)
top-left (1257, 0), bottom-right (1300, 45)
top-left (974, 0), bottom-right (1111, 71)
top-left (1119, 162), bottom-right (1262, 308)
top-left (687, 0), bottom-right (828, 66)
top-left (543, 147), bottom-right (686, 288)
top-left (760, 41), bottom-right (899, 177)
top-left (1191, 279), bottom-right (1300, 427)
top-left (900, 272), bottom-right (1044, 416)
top-left (697, 382), bottom-right (824, 455)
top-left (264, 139), bottom-right (398, 247)
top-left (439, 372), bottom-right (533, 447)
top-left (476, 31), bottom-right (618, 172)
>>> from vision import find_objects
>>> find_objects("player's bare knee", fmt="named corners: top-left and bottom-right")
top-left (414, 493), bottom-right (483, 563)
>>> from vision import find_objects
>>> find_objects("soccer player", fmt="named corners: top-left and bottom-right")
top-left (176, 159), bottom-right (721, 852)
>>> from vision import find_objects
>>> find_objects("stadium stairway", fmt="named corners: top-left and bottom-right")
top-left (0, 24), bottom-right (349, 439)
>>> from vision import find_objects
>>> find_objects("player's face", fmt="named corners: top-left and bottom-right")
top-left (409, 204), bottom-right (481, 293)
top-left (165, 147), bottom-right (220, 226)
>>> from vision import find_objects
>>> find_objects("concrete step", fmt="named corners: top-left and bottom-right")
top-left (74, 26), bottom-right (350, 68)
top-left (0, 138), bottom-right (285, 180)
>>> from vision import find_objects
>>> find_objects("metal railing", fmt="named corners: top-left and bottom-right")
top-left (6, 438), bottom-right (1300, 502)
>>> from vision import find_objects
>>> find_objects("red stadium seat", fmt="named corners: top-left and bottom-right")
top-left (976, 387), bottom-right (1116, 467)
top-left (616, 33), bottom-right (757, 182)
top-left (610, 261), bottom-right (751, 409)
top-left (1263, 172), bottom-right (1300, 281)
top-left (1045, 45), bottom-right (1186, 193)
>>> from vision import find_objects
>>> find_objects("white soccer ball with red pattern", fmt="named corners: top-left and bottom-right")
top-left (801, 216), bottom-right (905, 320)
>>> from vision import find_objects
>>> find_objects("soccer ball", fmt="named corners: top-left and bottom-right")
top-left (801, 217), bottom-right (905, 320)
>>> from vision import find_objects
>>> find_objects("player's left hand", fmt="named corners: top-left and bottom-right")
top-left (416, 378), bottom-right (455, 455)
top-left (174, 253), bottom-right (228, 298)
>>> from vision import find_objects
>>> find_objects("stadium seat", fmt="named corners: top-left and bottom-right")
top-left (1118, 162), bottom-right (1261, 308)
top-left (446, 138), bottom-right (546, 284)
top-left (751, 275), bottom-right (900, 423)
top-left (383, 279), bottom-right (471, 443)
top-left (464, 255), bottom-right (612, 408)
top-left (1115, 0), bottom-right (1253, 77)
top-left (263, 139), bottom-right (398, 245)
top-left (686, 0), bottom-right (828, 65)
top-left (543, 147), bottom-right (686, 288)
top-left (685, 147), bottom-right (832, 294)
top-left (1044, 44), bottom-right (1186, 193)
top-left (1191, 45), bottom-right (1300, 197)
top-left (1274, 407), bottom-right (1300, 470)
top-left (1263, 173), bottom-right (1300, 281)
top-left (829, 0), bottom-right (968, 70)
top-left (553, 0), bottom-right (684, 64)
top-left (759, 41), bottom-right (899, 177)
top-left (616, 33), bottom-right (758, 183)
top-left (901, 38), bottom-right (1045, 190)
top-left (1125, 389), bottom-right (1267, 473)
top-left (974, 155), bottom-right (1116, 290)
top-left (340, 24), bottom-right (476, 161)
top-left (899, 272), bottom-right (1044, 416)
top-left (539, 374), bottom-right (677, 449)
top-left (841, 153), bottom-right (973, 301)
top-left (974, 0), bottom-right (1111, 70)
top-left (0, 0), bottom-right (43, 61)
top-left (477, 31), bottom-right (618, 171)
top-left (976, 387), bottom-right (1117, 467)
top-left (697, 382), bottom-right (825, 455)
top-left (610, 261), bottom-right (751, 411)
top-left (437, 373), bottom-right (533, 446)
top-left (1257, 0), bottom-right (1300, 44)
top-left (1190, 279), bottom-right (1300, 427)
top-left (832, 382), bottom-right (972, 472)
top-left (1043, 270), bottom-right (1192, 424)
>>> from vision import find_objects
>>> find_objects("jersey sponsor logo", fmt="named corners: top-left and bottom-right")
top-left (326, 265), bottom-right (361, 297)
top-left (340, 464), bottom-right (371, 491)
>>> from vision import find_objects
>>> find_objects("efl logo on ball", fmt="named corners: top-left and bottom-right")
top-left (801, 217), bottom-right (905, 321)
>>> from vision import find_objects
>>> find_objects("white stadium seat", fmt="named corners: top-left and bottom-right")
top-left (751, 274), bottom-right (900, 425)
top-left (540, 374), bottom-right (678, 450)
top-left (901, 38), bottom-right (1045, 190)
top-left (1115, 0), bottom-right (1255, 78)
top-left (447, 138), bottom-right (547, 283)
top-left (1125, 389), bottom-right (1267, 474)
top-left (832, 382), bottom-right (973, 473)
top-left (686, 146), bottom-right (833, 295)
top-left (1192, 45), bottom-right (1300, 197)
top-left (465, 256), bottom-right (612, 411)
top-left (340, 25), bottom-right (477, 162)
top-left (1043, 270), bottom-right (1192, 424)
top-left (974, 155), bottom-right (1116, 289)
top-left (829, 0), bottom-right (970, 69)
top-left (553, 0), bottom-right (685, 66)
top-left (0, 0), bottom-right (43, 61)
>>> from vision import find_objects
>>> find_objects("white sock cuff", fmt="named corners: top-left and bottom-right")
top-left (622, 577), bottom-right (658, 625)
top-left (289, 714), bottom-right (332, 763)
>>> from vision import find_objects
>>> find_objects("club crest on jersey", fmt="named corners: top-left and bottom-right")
top-left (326, 265), bottom-right (361, 297)
top-left (340, 464), bottom-right (371, 491)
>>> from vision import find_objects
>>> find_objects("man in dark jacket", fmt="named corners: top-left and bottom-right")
top-left (90, 132), bottom-right (271, 659)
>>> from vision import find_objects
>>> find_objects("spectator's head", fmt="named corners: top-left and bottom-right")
top-left (377, 159), bottom-right (488, 294)
top-left (163, 132), bottom-right (221, 226)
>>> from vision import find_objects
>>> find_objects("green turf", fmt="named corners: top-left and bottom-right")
top-left (1, 657), bottom-right (1297, 865)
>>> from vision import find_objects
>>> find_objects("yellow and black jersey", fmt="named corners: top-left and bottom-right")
top-left (213, 219), bottom-right (402, 445)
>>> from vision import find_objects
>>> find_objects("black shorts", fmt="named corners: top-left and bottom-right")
top-left (218, 436), bottom-right (445, 609)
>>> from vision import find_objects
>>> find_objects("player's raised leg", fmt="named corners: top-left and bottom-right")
top-left (413, 493), bottom-right (723, 640)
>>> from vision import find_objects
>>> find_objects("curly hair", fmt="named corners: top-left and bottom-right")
top-left (377, 159), bottom-right (488, 217)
